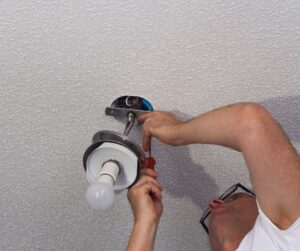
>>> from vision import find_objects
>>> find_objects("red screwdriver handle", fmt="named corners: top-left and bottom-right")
top-left (145, 156), bottom-right (156, 169)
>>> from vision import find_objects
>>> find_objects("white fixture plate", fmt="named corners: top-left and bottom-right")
top-left (86, 142), bottom-right (138, 191)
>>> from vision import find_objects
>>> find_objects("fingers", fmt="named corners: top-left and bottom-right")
top-left (139, 111), bottom-right (179, 150)
top-left (141, 115), bottom-right (156, 152)
top-left (140, 168), bottom-right (159, 178)
top-left (128, 181), bottom-right (162, 204)
top-left (134, 175), bottom-right (162, 191)
top-left (146, 182), bottom-right (162, 200)
top-left (142, 129), bottom-right (152, 152)
top-left (138, 112), bottom-right (156, 122)
top-left (139, 112), bottom-right (157, 151)
top-left (138, 111), bottom-right (172, 122)
top-left (128, 175), bottom-right (163, 203)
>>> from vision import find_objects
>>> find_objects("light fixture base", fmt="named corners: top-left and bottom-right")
top-left (83, 131), bottom-right (145, 191)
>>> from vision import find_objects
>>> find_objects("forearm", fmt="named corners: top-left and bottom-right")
top-left (126, 220), bottom-right (159, 251)
top-left (177, 103), bottom-right (250, 151)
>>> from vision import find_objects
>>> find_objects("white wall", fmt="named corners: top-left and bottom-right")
top-left (1, 1), bottom-right (299, 250)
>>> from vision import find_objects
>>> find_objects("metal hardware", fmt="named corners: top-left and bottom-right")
top-left (105, 107), bottom-right (148, 118)
top-left (105, 96), bottom-right (153, 121)
top-left (124, 112), bottom-right (136, 136)
top-left (105, 96), bottom-right (153, 136)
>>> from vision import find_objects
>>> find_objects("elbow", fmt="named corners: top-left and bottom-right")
top-left (241, 103), bottom-right (271, 125)
top-left (239, 103), bottom-right (275, 143)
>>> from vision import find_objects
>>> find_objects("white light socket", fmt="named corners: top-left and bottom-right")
top-left (98, 161), bottom-right (120, 185)
top-left (86, 142), bottom-right (139, 191)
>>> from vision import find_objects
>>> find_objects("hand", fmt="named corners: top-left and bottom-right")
top-left (138, 112), bottom-right (183, 151)
top-left (127, 168), bottom-right (163, 224)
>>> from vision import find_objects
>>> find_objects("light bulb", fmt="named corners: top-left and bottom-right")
top-left (85, 182), bottom-right (115, 210)
top-left (85, 160), bottom-right (120, 210)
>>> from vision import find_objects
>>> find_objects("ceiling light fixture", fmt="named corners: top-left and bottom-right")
top-left (83, 96), bottom-right (154, 210)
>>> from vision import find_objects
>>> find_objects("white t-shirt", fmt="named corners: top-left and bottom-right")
top-left (236, 202), bottom-right (300, 251)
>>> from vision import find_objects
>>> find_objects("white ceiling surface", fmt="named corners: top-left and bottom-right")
top-left (1, 0), bottom-right (299, 250)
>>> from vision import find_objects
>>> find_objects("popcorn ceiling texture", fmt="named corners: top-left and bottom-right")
top-left (0, 0), bottom-right (299, 250)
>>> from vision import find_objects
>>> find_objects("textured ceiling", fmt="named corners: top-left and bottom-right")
top-left (1, 1), bottom-right (299, 251)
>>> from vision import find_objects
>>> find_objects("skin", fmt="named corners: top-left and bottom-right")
top-left (208, 194), bottom-right (259, 251)
top-left (126, 168), bottom-right (163, 251)
top-left (126, 103), bottom-right (300, 251)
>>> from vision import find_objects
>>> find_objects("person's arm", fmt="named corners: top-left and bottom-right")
top-left (139, 103), bottom-right (300, 229)
top-left (126, 168), bottom-right (163, 251)
top-left (126, 220), bottom-right (159, 251)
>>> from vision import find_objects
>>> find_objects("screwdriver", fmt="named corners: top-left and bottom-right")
top-left (145, 148), bottom-right (156, 170)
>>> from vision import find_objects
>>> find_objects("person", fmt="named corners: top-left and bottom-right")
top-left (125, 102), bottom-right (300, 251)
